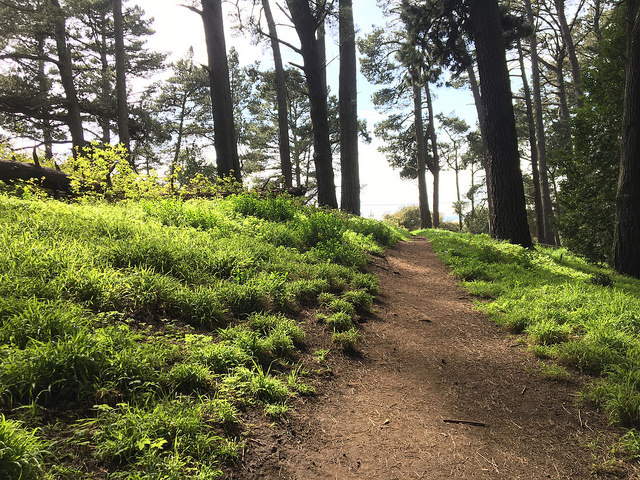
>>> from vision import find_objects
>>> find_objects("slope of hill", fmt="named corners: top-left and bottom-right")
top-left (0, 192), bottom-right (403, 479)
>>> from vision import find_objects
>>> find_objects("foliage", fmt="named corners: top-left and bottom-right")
top-left (0, 415), bottom-right (45, 480)
top-left (0, 192), bottom-right (401, 477)
top-left (555, 8), bottom-right (626, 263)
top-left (383, 206), bottom-right (421, 231)
top-left (420, 228), bottom-right (640, 451)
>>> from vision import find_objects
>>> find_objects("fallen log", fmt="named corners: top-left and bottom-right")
top-left (0, 160), bottom-right (72, 194)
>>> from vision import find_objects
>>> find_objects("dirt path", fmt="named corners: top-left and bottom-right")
top-left (233, 237), bottom-right (635, 479)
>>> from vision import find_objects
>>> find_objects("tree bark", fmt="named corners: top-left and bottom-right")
top-left (286, 0), bottom-right (337, 208)
top-left (466, 62), bottom-right (493, 231)
top-left (613, 0), bottom-right (640, 277)
top-left (201, 0), bottom-right (242, 182)
top-left (554, 0), bottom-right (582, 100)
top-left (525, 0), bottom-right (557, 245)
top-left (0, 160), bottom-right (71, 194)
top-left (517, 35), bottom-right (544, 242)
top-left (50, 0), bottom-right (85, 155)
top-left (113, 0), bottom-right (132, 167)
top-left (424, 82), bottom-right (440, 228)
top-left (469, 0), bottom-right (532, 247)
top-left (413, 84), bottom-right (432, 229)
top-left (339, 0), bottom-right (360, 215)
top-left (262, 0), bottom-right (293, 188)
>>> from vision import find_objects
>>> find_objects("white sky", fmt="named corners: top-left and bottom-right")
top-left (131, 0), bottom-right (480, 220)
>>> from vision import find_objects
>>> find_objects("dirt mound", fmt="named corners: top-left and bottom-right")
top-left (228, 237), bottom-right (636, 479)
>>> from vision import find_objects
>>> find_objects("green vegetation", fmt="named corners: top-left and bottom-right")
top-left (0, 191), bottom-right (402, 478)
top-left (419, 228), bottom-right (640, 456)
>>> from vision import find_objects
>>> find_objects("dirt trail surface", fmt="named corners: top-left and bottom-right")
top-left (231, 237), bottom-right (636, 479)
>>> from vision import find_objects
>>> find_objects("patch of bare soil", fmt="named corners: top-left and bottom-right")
top-left (228, 237), bottom-right (639, 479)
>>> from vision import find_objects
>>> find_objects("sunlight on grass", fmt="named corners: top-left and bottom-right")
top-left (0, 192), bottom-right (403, 478)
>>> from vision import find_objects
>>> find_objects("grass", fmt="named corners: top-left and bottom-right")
top-left (418, 228), bottom-right (640, 456)
top-left (0, 191), bottom-right (403, 478)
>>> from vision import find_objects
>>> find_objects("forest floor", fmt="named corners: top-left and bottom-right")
top-left (227, 236), bottom-right (639, 479)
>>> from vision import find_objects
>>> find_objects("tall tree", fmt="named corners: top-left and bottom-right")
top-left (438, 113), bottom-right (469, 231)
top-left (524, 0), bottom-right (556, 245)
top-left (262, 0), bottom-right (293, 188)
top-left (424, 82), bottom-right (440, 228)
top-left (413, 84), bottom-right (432, 228)
top-left (613, 0), bottom-right (640, 277)
top-left (112, 0), bottom-right (131, 164)
top-left (285, 0), bottom-right (337, 208)
top-left (50, 0), bottom-right (85, 153)
top-left (197, 0), bottom-right (242, 181)
top-left (469, 0), bottom-right (532, 247)
top-left (339, 0), bottom-right (360, 215)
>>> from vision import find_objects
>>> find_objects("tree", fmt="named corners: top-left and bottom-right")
top-left (261, 0), bottom-right (293, 188)
top-left (612, 0), bottom-right (640, 277)
top-left (438, 113), bottom-right (470, 231)
top-left (339, 0), bottom-right (360, 215)
top-left (284, 0), bottom-right (338, 208)
top-left (359, 24), bottom-right (436, 228)
top-left (469, 0), bottom-right (532, 247)
top-left (196, 0), bottom-right (242, 181)
top-left (51, 0), bottom-right (86, 153)
top-left (113, 0), bottom-right (130, 163)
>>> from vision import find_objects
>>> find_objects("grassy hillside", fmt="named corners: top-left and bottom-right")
top-left (418, 228), bottom-right (640, 459)
top-left (0, 192), bottom-right (403, 479)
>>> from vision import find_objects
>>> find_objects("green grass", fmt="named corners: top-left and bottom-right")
top-left (0, 192), bottom-right (401, 478)
top-left (418, 228), bottom-right (640, 455)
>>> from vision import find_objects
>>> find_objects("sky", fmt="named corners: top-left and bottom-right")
top-left (131, 0), bottom-right (480, 220)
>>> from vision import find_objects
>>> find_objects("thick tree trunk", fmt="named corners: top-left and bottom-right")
top-left (99, 24), bottom-right (111, 145)
top-left (50, 0), bottom-right (85, 155)
top-left (469, 0), bottom-right (532, 248)
top-left (286, 0), bottom-right (337, 208)
top-left (263, 0), bottom-right (293, 188)
top-left (424, 82), bottom-right (440, 228)
top-left (613, 0), bottom-right (640, 277)
top-left (517, 36), bottom-right (544, 242)
top-left (0, 160), bottom-right (71, 193)
top-left (113, 0), bottom-right (131, 166)
top-left (36, 34), bottom-right (54, 160)
top-left (201, 0), bottom-right (242, 182)
top-left (412, 84), bottom-right (432, 229)
top-left (339, 0), bottom-right (360, 215)
top-left (467, 63), bottom-right (493, 232)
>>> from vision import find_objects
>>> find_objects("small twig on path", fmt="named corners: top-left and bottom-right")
top-left (443, 418), bottom-right (488, 427)
top-left (521, 385), bottom-right (527, 395)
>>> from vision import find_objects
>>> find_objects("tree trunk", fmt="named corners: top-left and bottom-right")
top-left (263, 0), bottom-right (293, 188)
top-left (171, 90), bottom-right (189, 193)
top-left (413, 84), bottom-right (432, 229)
top-left (469, 0), bottom-right (532, 248)
top-left (613, 0), bottom-right (640, 277)
top-left (525, 0), bottom-right (557, 245)
top-left (339, 0), bottom-right (360, 215)
top-left (113, 0), bottom-right (131, 166)
top-left (36, 33), bottom-right (53, 160)
top-left (0, 160), bottom-right (71, 194)
top-left (467, 62), bottom-right (493, 232)
top-left (554, 0), bottom-right (582, 100)
top-left (454, 153), bottom-right (462, 231)
top-left (286, 0), bottom-right (337, 208)
top-left (424, 82), bottom-right (440, 228)
top-left (517, 36), bottom-right (544, 242)
top-left (100, 20), bottom-right (111, 144)
top-left (201, 0), bottom-right (242, 182)
top-left (50, 0), bottom-right (85, 155)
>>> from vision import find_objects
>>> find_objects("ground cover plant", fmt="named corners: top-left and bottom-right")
top-left (0, 190), bottom-right (403, 479)
top-left (418, 228), bottom-right (640, 459)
